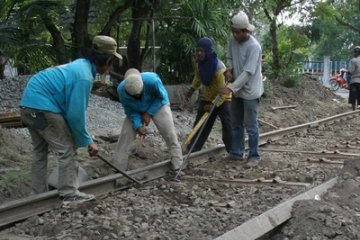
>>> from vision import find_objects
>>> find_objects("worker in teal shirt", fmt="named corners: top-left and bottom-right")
top-left (115, 68), bottom-right (183, 171)
top-left (20, 35), bottom-right (122, 204)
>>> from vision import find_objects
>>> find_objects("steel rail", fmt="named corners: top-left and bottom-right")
top-left (0, 110), bottom-right (358, 228)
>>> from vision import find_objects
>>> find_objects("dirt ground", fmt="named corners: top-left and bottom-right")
top-left (0, 74), bottom-right (355, 239)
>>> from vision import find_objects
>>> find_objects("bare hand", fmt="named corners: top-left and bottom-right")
top-left (137, 125), bottom-right (146, 136)
top-left (88, 143), bottom-right (98, 157)
top-left (219, 87), bottom-right (233, 95)
top-left (142, 113), bottom-right (151, 126)
top-left (224, 69), bottom-right (233, 82)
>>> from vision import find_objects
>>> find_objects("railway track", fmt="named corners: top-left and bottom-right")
top-left (0, 110), bottom-right (359, 239)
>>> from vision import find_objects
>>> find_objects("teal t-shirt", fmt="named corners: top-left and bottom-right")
top-left (20, 58), bottom-right (96, 147)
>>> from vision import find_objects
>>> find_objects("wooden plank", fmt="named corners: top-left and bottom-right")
top-left (0, 121), bottom-right (24, 128)
top-left (181, 176), bottom-right (311, 187)
top-left (261, 148), bottom-right (360, 158)
top-left (214, 177), bottom-right (337, 240)
top-left (0, 112), bottom-right (21, 123)
top-left (271, 105), bottom-right (297, 110)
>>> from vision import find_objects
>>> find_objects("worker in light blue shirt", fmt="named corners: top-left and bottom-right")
top-left (20, 35), bottom-right (122, 204)
top-left (115, 68), bottom-right (183, 171)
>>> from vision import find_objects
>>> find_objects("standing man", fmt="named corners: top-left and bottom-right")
top-left (20, 35), bottom-right (122, 203)
top-left (186, 37), bottom-right (232, 153)
top-left (219, 11), bottom-right (263, 167)
top-left (348, 46), bottom-right (360, 110)
top-left (115, 68), bottom-right (183, 171)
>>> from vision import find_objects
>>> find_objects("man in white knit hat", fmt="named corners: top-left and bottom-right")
top-left (219, 11), bottom-right (263, 168)
top-left (115, 68), bottom-right (183, 171)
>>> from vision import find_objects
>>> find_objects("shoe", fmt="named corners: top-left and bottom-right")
top-left (245, 160), bottom-right (260, 168)
top-left (226, 153), bottom-right (244, 161)
top-left (62, 192), bottom-right (95, 205)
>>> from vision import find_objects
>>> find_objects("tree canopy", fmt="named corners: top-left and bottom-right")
top-left (0, 0), bottom-right (359, 82)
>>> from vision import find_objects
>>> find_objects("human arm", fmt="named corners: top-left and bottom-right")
top-left (65, 79), bottom-right (93, 147)
top-left (146, 75), bottom-right (169, 116)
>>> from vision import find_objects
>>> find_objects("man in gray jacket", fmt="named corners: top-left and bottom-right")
top-left (349, 46), bottom-right (360, 110)
top-left (219, 11), bottom-right (263, 168)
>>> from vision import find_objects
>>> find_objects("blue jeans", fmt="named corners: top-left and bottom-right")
top-left (230, 98), bottom-right (260, 160)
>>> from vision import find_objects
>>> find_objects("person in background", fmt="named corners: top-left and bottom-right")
top-left (348, 46), bottom-right (360, 110)
top-left (186, 37), bottom-right (232, 153)
top-left (219, 11), bottom-right (263, 168)
top-left (115, 68), bottom-right (183, 171)
top-left (20, 35), bottom-right (122, 203)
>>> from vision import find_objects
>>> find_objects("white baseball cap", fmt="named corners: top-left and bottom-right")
top-left (231, 11), bottom-right (255, 32)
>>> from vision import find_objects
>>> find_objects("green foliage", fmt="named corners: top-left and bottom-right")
top-left (262, 80), bottom-right (273, 98)
top-left (310, 0), bottom-right (360, 60)
top-left (14, 44), bottom-right (58, 74)
top-left (280, 69), bottom-right (301, 87)
top-left (262, 25), bottom-right (308, 87)
top-left (156, 0), bottom-right (229, 84)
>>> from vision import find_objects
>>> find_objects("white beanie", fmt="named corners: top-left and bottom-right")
top-left (124, 68), bottom-right (143, 96)
top-left (231, 11), bottom-right (255, 32)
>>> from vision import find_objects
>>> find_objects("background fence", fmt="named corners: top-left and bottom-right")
top-left (298, 60), bottom-right (350, 75)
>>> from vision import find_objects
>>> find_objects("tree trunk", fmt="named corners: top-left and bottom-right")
top-left (270, 19), bottom-right (280, 76)
top-left (72, 0), bottom-right (90, 59)
top-left (42, 15), bottom-right (67, 64)
top-left (0, 55), bottom-right (7, 79)
top-left (127, 1), bottom-right (153, 70)
top-left (127, 8), bottom-right (144, 69)
top-left (100, 0), bottom-right (131, 36)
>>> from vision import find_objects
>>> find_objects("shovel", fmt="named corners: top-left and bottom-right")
top-left (96, 152), bottom-right (142, 186)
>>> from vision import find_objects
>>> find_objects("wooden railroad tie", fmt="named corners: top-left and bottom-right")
top-left (0, 112), bottom-right (24, 128)
top-left (181, 176), bottom-right (311, 187)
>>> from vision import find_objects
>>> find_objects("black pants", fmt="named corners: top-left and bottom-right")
top-left (348, 83), bottom-right (360, 107)
top-left (187, 100), bottom-right (232, 153)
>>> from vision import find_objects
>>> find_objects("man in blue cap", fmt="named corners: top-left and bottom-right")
top-left (20, 35), bottom-right (122, 203)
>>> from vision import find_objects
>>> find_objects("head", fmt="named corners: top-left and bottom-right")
top-left (196, 37), bottom-right (215, 62)
top-left (124, 68), bottom-right (143, 98)
top-left (354, 46), bottom-right (360, 57)
top-left (89, 35), bottom-right (123, 74)
top-left (230, 11), bottom-right (254, 43)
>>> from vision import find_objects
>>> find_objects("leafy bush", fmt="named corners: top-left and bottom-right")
top-left (262, 79), bottom-right (273, 98)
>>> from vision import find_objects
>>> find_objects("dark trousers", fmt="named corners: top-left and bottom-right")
top-left (187, 101), bottom-right (232, 153)
top-left (349, 83), bottom-right (360, 108)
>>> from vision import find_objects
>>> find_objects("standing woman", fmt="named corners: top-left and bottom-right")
top-left (349, 46), bottom-right (360, 110)
top-left (186, 37), bottom-right (232, 153)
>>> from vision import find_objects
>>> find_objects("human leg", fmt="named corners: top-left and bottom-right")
top-left (152, 105), bottom-right (183, 170)
top-left (229, 97), bottom-right (245, 159)
top-left (21, 108), bottom-right (49, 194)
top-left (243, 99), bottom-right (260, 161)
top-left (114, 117), bottom-right (137, 171)
top-left (40, 112), bottom-right (80, 197)
top-left (218, 101), bottom-right (232, 153)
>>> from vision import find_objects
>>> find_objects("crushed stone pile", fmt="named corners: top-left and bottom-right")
top-left (267, 159), bottom-right (360, 240)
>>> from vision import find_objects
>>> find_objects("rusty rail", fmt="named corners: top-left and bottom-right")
top-left (0, 110), bottom-right (358, 229)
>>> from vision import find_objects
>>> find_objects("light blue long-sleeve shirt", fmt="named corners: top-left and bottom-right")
top-left (117, 72), bottom-right (169, 130)
top-left (20, 58), bottom-right (96, 147)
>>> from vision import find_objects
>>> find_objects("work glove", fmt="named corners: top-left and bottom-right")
top-left (203, 103), bottom-right (213, 112)
top-left (142, 112), bottom-right (151, 126)
top-left (224, 68), bottom-right (234, 82)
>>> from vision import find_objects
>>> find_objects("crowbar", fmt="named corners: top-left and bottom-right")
top-left (97, 152), bottom-right (142, 186)
top-left (175, 95), bottom-right (222, 180)
top-left (181, 112), bottom-right (209, 152)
